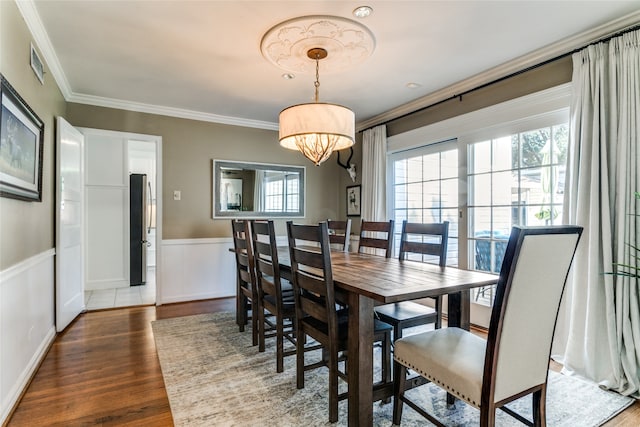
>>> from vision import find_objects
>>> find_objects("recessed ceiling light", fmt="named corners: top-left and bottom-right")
top-left (282, 73), bottom-right (295, 80)
top-left (353, 6), bottom-right (373, 19)
top-left (406, 82), bottom-right (421, 89)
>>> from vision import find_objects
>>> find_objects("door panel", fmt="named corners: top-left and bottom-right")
top-left (56, 117), bottom-right (85, 332)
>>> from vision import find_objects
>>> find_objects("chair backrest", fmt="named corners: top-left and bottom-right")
top-left (231, 219), bottom-right (256, 290)
top-left (398, 220), bottom-right (449, 266)
top-left (286, 221), bottom-right (338, 344)
top-left (327, 219), bottom-right (352, 252)
top-left (358, 219), bottom-right (394, 258)
top-left (484, 225), bottom-right (583, 405)
top-left (251, 220), bottom-right (283, 304)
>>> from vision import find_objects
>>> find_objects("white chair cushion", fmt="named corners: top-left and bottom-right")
top-left (394, 327), bottom-right (486, 408)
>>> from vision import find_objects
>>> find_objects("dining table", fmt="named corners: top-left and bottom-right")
top-left (274, 248), bottom-right (499, 426)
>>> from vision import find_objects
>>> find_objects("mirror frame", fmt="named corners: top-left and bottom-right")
top-left (212, 159), bottom-right (305, 218)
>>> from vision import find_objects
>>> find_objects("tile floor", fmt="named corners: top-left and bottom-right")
top-left (84, 268), bottom-right (156, 310)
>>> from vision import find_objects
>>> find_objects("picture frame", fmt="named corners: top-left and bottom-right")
top-left (0, 75), bottom-right (44, 201)
top-left (346, 184), bottom-right (361, 217)
top-left (30, 43), bottom-right (44, 84)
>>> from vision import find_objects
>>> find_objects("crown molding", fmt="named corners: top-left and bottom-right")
top-left (356, 10), bottom-right (640, 132)
top-left (67, 93), bottom-right (279, 131)
top-left (16, 1), bottom-right (639, 133)
top-left (15, 0), bottom-right (73, 99)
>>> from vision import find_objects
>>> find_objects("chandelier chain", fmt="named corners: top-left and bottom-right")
top-left (314, 54), bottom-right (320, 103)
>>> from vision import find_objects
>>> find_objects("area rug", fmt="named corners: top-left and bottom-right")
top-left (152, 312), bottom-right (634, 426)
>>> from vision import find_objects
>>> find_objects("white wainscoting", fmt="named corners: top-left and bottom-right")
top-left (159, 238), bottom-right (237, 304)
top-left (0, 249), bottom-right (56, 425)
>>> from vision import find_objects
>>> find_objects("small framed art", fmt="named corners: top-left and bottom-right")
top-left (346, 184), bottom-right (361, 217)
top-left (30, 43), bottom-right (44, 84)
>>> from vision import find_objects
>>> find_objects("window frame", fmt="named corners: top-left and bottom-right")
top-left (386, 84), bottom-right (570, 327)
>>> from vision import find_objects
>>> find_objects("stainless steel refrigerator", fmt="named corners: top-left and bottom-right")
top-left (130, 173), bottom-right (148, 285)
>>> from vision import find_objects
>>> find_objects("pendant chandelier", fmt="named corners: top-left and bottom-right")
top-left (260, 15), bottom-right (375, 166)
top-left (279, 48), bottom-right (354, 166)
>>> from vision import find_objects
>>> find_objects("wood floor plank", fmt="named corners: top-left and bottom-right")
top-left (5, 297), bottom-right (638, 426)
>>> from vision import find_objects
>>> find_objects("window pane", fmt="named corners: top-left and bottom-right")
top-left (492, 171), bottom-right (518, 205)
top-left (395, 184), bottom-right (408, 209)
top-left (521, 128), bottom-right (550, 168)
top-left (470, 173), bottom-right (491, 206)
top-left (553, 124), bottom-right (569, 165)
top-left (407, 183), bottom-right (422, 209)
top-left (441, 149), bottom-right (458, 179)
top-left (423, 181), bottom-right (440, 207)
top-left (407, 156), bottom-right (422, 183)
top-left (395, 159), bottom-right (408, 184)
top-left (471, 140), bottom-right (491, 174)
top-left (441, 208), bottom-right (458, 237)
top-left (492, 206), bottom-right (512, 236)
top-left (469, 207), bottom-right (491, 238)
top-left (492, 136), bottom-right (513, 171)
top-left (441, 178), bottom-right (458, 208)
top-left (423, 154), bottom-right (439, 181)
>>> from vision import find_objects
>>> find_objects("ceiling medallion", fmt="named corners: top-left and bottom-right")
top-left (260, 15), bottom-right (375, 74)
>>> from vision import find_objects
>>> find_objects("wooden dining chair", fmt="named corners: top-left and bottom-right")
top-left (374, 220), bottom-right (449, 340)
top-left (286, 221), bottom-right (392, 423)
top-left (251, 219), bottom-right (297, 372)
top-left (327, 219), bottom-right (352, 252)
top-left (358, 219), bottom-right (394, 257)
top-left (392, 225), bottom-right (583, 426)
top-left (231, 219), bottom-right (259, 346)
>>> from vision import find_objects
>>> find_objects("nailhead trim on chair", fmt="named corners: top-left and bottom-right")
top-left (394, 355), bottom-right (479, 407)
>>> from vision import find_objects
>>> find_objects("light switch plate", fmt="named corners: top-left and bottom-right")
top-left (173, 190), bottom-right (181, 201)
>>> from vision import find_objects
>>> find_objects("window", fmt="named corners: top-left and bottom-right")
top-left (389, 141), bottom-right (458, 265)
top-left (387, 85), bottom-right (571, 314)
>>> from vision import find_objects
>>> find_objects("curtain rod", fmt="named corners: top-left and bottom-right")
top-left (366, 23), bottom-right (640, 132)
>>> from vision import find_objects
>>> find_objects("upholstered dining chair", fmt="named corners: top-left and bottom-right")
top-left (286, 221), bottom-right (392, 423)
top-left (231, 219), bottom-right (259, 346)
top-left (358, 219), bottom-right (394, 258)
top-left (392, 225), bottom-right (583, 427)
top-left (327, 219), bottom-right (352, 252)
top-left (375, 221), bottom-right (449, 340)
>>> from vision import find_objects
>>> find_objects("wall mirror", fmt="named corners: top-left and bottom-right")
top-left (212, 160), bottom-right (305, 218)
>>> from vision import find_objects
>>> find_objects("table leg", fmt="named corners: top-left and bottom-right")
top-left (446, 290), bottom-right (470, 329)
top-left (347, 292), bottom-right (374, 427)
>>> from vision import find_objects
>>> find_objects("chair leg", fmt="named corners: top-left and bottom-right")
top-left (276, 314), bottom-right (284, 373)
top-left (392, 361), bottom-right (407, 425)
top-left (236, 276), bottom-right (244, 330)
top-left (533, 386), bottom-right (547, 427)
top-left (258, 304), bottom-right (266, 353)
top-left (251, 295), bottom-right (259, 346)
top-left (480, 403), bottom-right (496, 427)
top-left (296, 326), bottom-right (305, 390)
top-left (329, 346), bottom-right (339, 423)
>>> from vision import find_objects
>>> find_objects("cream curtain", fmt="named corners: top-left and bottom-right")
top-left (361, 125), bottom-right (387, 222)
top-left (554, 29), bottom-right (639, 397)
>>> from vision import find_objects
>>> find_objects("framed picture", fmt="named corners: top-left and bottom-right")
top-left (0, 75), bottom-right (44, 201)
top-left (30, 43), bottom-right (44, 84)
top-left (346, 184), bottom-right (361, 217)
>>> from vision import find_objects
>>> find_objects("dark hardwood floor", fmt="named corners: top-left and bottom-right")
top-left (5, 298), bottom-right (639, 426)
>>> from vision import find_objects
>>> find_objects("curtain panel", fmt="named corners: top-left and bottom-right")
top-left (555, 29), bottom-right (639, 398)
top-left (361, 125), bottom-right (388, 222)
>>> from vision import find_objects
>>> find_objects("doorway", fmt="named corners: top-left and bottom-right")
top-left (80, 128), bottom-right (162, 310)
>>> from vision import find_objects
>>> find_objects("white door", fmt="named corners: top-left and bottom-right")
top-left (56, 117), bottom-right (85, 331)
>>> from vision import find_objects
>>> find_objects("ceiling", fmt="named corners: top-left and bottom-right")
top-left (29, 1), bottom-right (640, 131)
